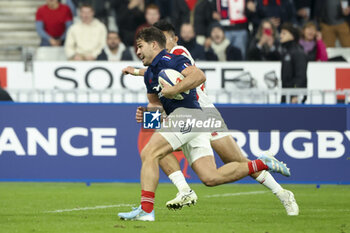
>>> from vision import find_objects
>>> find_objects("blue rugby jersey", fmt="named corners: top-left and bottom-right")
top-left (144, 49), bottom-right (200, 115)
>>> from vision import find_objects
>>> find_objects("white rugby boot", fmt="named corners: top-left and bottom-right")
top-left (166, 189), bottom-right (198, 210)
top-left (276, 189), bottom-right (299, 216)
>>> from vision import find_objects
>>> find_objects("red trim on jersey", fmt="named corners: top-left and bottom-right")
top-left (173, 48), bottom-right (189, 57)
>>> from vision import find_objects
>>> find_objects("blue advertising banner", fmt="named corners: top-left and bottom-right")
top-left (0, 103), bottom-right (349, 184)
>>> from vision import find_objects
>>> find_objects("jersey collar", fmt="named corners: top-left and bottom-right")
top-left (150, 49), bottom-right (167, 67)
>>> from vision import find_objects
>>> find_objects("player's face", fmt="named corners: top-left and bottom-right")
top-left (162, 31), bottom-right (178, 52)
top-left (136, 39), bottom-right (154, 66)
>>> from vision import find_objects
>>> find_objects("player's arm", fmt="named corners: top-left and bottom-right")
top-left (136, 94), bottom-right (163, 123)
top-left (161, 66), bottom-right (206, 99)
top-left (122, 66), bottom-right (147, 76)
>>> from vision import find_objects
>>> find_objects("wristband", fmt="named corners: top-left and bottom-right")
top-left (134, 69), bottom-right (140, 76)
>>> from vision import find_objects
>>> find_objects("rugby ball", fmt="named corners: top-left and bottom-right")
top-left (158, 69), bottom-right (189, 100)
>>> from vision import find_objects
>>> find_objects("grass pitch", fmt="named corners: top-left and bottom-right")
top-left (0, 183), bottom-right (349, 233)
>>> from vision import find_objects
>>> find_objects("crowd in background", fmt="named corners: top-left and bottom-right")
top-left (35, 0), bottom-right (350, 62)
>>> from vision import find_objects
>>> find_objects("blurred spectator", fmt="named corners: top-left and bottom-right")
top-left (211, 0), bottom-right (253, 59)
top-left (67, 0), bottom-right (111, 24)
top-left (0, 87), bottom-right (13, 101)
top-left (171, 0), bottom-right (214, 45)
top-left (280, 23), bottom-right (308, 104)
top-left (313, 0), bottom-right (350, 47)
top-left (247, 19), bottom-right (280, 61)
top-left (294, 0), bottom-right (312, 26)
top-left (115, 0), bottom-right (145, 47)
top-left (65, 4), bottom-right (107, 60)
top-left (253, 0), bottom-right (297, 30)
top-left (299, 21), bottom-right (328, 61)
top-left (35, 0), bottom-right (73, 46)
top-left (171, 0), bottom-right (190, 35)
top-left (134, 4), bottom-right (161, 53)
top-left (178, 23), bottom-right (216, 61)
top-left (97, 32), bottom-right (132, 61)
top-left (145, 0), bottom-right (172, 20)
top-left (204, 24), bottom-right (242, 61)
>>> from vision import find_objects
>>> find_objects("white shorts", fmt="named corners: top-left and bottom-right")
top-left (182, 133), bottom-right (214, 165)
top-left (210, 131), bottom-right (232, 141)
top-left (157, 107), bottom-right (207, 150)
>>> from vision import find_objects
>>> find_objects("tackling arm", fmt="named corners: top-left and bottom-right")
top-left (122, 66), bottom-right (147, 76)
top-left (136, 94), bottom-right (163, 123)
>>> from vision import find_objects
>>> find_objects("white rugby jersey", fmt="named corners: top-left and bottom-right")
top-left (170, 46), bottom-right (214, 108)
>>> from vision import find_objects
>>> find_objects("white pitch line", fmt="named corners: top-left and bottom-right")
top-left (45, 204), bottom-right (133, 213)
top-left (46, 191), bottom-right (268, 212)
top-left (204, 190), bottom-right (268, 198)
top-left (307, 209), bottom-right (350, 212)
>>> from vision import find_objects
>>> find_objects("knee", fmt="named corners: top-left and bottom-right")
top-left (140, 145), bottom-right (162, 162)
top-left (200, 176), bottom-right (218, 187)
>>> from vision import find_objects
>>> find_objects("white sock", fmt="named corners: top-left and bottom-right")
top-left (168, 170), bottom-right (191, 193)
top-left (255, 170), bottom-right (283, 194)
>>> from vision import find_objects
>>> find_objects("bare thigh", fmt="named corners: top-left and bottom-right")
top-left (211, 135), bottom-right (250, 163)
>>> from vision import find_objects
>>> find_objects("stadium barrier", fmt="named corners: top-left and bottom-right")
top-left (1, 61), bottom-right (349, 103)
top-left (5, 88), bottom-right (350, 104)
top-left (0, 103), bottom-right (349, 184)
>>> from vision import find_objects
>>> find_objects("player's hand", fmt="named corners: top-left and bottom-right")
top-left (160, 80), bottom-right (177, 99)
top-left (123, 66), bottom-right (136, 75)
top-left (136, 106), bottom-right (146, 123)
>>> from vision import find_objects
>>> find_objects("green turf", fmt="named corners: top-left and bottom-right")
top-left (0, 183), bottom-right (349, 233)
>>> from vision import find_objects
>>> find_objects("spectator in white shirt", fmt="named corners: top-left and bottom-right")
top-left (65, 3), bottom-right (107, 60)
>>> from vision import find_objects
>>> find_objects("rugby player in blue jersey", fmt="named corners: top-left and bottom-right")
top-left (124, 20), bottom-right (299, 216)
top-left (118, 27), bottom-right (291, 221)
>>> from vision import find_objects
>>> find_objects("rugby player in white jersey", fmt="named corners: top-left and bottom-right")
top-left (122, 21), bottom-right (299, 216)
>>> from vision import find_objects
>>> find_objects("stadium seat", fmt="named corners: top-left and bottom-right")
top-left (35, 47), bottom-right (67, 61)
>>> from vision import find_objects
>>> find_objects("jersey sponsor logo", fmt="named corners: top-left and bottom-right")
top-left (152, 84), bottom-right (161, 92)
